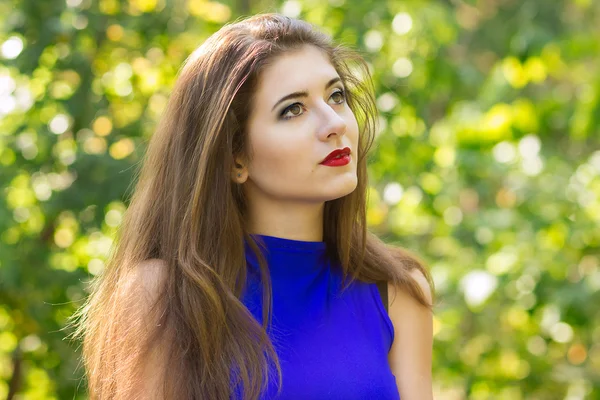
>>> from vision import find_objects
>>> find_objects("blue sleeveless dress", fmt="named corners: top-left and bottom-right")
top-left (240, 234), bottom-right (400, 399)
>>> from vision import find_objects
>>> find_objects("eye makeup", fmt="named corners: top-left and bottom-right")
top-left (278, 88), bottom-right (346, 121)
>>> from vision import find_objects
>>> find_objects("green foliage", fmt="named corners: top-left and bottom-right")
top-left (1, 0), bottom-right (599, 398)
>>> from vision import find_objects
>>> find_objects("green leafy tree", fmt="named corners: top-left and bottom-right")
top-left (0, 0), bottom-right (598, 398)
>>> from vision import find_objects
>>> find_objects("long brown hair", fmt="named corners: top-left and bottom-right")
top-left (70, 13), bottom-right (433, 400)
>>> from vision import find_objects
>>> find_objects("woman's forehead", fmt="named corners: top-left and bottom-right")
top-left (254, 46), bottom-right (339, 100)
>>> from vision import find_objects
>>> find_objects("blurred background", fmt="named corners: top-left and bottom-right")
top-left (1, 0), bottom-right (599, 398)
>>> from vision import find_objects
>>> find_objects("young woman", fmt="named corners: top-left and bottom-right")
top-left (73, 13), bottom-right (434, 400)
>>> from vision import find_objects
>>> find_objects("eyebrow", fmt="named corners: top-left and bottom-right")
top-left (271, 77), bottom-right (343, 112)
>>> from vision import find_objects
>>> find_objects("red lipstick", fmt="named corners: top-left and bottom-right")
top-left (320, 147), bottom-right (351, 167)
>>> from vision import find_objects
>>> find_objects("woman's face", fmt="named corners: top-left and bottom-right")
top-left (239, 45), bottom-right (360, 205)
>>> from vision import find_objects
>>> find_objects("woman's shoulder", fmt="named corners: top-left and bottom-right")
top-left (120, 258), bottom-right (169, 304)
top-left (382, 242), bottom-right (433, 307)
top-left (386, 268), bottom-right (433, 309)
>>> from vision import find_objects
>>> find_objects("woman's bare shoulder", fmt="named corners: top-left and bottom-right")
top-left (121, 258), bottom-right (169, 305)
top-left (385, 270), bottom-right (433, 309)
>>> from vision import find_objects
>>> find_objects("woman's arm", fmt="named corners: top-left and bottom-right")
top-left (107, 259), bottom-right (171, 399)
top-left (387, 269), bottom-right (434, 400)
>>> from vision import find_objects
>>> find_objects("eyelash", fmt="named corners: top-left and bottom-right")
top-left (279, 88), bottom-right (346, 120)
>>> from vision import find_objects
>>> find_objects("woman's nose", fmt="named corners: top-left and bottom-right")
top-left (317, 104), bottom-right (347, 140)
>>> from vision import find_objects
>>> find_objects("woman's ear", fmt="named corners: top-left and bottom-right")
top-left (232, 158), bottom-right (248, 184)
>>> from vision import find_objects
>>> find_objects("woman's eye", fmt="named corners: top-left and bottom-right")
top-left (330, 89), bottom-right (345, 104)
top-left (281, 103), bottom-right (304, 119)
top-left (280, 91), bottom-right (344, 120)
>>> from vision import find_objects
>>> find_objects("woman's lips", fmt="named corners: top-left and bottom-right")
top-left (320, 147), bottom-right (351, 165)
top-left (321, 154), bottom-right (351, 166)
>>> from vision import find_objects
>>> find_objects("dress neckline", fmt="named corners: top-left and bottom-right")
top-left (249, 234), bottom-right (326, 252)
